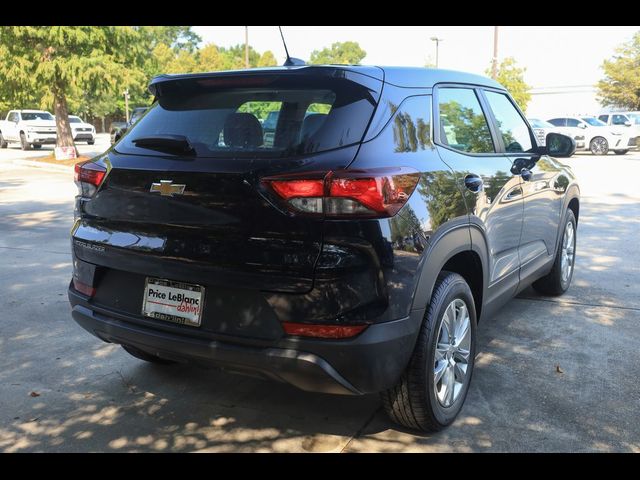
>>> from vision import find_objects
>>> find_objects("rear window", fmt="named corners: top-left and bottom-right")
top-left (117, 76), bottom-right (378, 158)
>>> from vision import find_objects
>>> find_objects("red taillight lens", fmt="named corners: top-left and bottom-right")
top-left (282, 322), bottom-right (367, 339)
top-left (269, 178), bottom-right (324, 199)
top-left (262, 168), bottom-right (420, 218)
top-left (74, 161), bottom-right (106, 187)
top-left (73, 278), bottom-right (96, 297)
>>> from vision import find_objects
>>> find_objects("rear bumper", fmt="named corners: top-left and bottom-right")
top-left (69, 287), bottom-right (424, 395)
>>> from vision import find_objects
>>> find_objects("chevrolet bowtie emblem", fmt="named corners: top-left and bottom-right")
top-left (150, 180), bottom-right (186, 196)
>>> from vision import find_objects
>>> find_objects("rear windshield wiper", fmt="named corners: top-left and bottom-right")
top-left (131, 135), bottom-right (196, 155)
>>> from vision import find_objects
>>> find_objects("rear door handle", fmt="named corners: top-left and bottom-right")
top-left (464, 174), bottom-right (483, 193)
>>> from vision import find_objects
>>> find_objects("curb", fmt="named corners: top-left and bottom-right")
top-left (8, 158), bottom-right (74, 173)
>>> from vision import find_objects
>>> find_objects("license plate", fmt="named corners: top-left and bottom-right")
top-left (142, 278), bottom-right (205, 327)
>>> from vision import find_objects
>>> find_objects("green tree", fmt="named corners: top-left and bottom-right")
top-left (258, 50), bottom-right (278, 67)
top-left (198, 43), bottom-right (227, 71)
top-left (309, 41), bottom-right (366, 65)
top-left (219, 44), bottom-right (260, 69)
top-left (486, 57), bottom-right (531, 112)
top-left (597, 32), bottom-right (640, 109)
top-left (0, 26), bottom-right (145, 151)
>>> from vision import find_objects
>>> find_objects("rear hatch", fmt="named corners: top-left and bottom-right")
top-left (72, 68), bottom-right (382, 331)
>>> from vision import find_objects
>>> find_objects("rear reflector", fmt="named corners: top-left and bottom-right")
top-left (282, 322), bottom-right (367, 339)
top-left (73, 278), bottom-right (96, 297)
top-left (74, 161), bottom-right (106, 187)
top-left (262, 167), bottom-right (420, 218)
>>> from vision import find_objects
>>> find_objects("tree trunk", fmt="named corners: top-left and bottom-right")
top-left (101, 116), bottom-right (106, 134)
top-left (52, 85), bottom-right (77, 152)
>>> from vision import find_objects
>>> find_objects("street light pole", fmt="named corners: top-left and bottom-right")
top-left (245, 26), bottom-right (249, 68)
top-left (491, 26), bottom-right (499, 79)
top-left (430, 37), bottom-right (444, 68)
top-left (123, 89), bottom-right (129, 123)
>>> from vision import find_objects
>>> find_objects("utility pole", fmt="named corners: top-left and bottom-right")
top-left (123, 89), bottom-right (130, 123)
top-left (430, 37), bottom-right (444, 68)
top-left (244, 26), bottom-right (249, 68)
top-left (491, 26), bottom-right (499, 79)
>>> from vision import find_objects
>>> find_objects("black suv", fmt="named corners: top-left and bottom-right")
top-left (69, 66), bottom-right (579, 431)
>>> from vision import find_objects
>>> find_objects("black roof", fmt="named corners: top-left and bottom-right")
top-left (149, 65), bottom-right (505, 95)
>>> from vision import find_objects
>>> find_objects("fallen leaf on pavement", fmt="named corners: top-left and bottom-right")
top-left (555, 365), bottom-right (564, 374)
top-left (29, 391), bottom-right (40, 397)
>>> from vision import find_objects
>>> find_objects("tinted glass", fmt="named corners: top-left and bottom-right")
top-left (8, 112), bottom-right (17, 122)
top-left (438, 88), bottom-right (494, 153)
top-left (22, 112), bottom-right (54, 121)
top-left (612, 114), bottom-right (628, 125)
top-left (548, 118), bottom-right (566, 127)
top-left (389, 95), bottom-right (432, 152)
top-left (566, 119), bottom-right (581, 127)
top-left (529, 118), bottom-right (555, 128)
top-left (598, 115), bottom-right (608, 122)
top-left (484, 91), bottom-right (533, 153)
top-left (581, 117), bottom-right (606, 127)
top-left (118, 76), bottom-right (377, 158)
top-left (69, 117), bottom-right (81, 123)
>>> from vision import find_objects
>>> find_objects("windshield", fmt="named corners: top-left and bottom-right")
top-left (581, 117), bottom-right (606, 127)
top-left (22, 112), bottom-right (54, 121)
top-left (118, 75), bottom-right (378, 158)
top-left (529, 118), bottom-right (555, 128)
top-left (69, 117), bottom-right (82, 123)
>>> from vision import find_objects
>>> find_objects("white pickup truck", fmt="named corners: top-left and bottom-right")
top-left (0, 109), bottom-right (57, 150)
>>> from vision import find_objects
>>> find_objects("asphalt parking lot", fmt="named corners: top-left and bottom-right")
top-left (0, 147), bottom-right (638, 452)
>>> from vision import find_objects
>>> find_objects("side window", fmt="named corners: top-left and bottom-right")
top-left (566, 118), bottom-right (581, 127)
top-left (483, 91), bottom-right (533, 153)
top-left (598, 115), bottom-right (609, 123)
top-left (8, 112), bottom-right (17, 122)
top-left (548, 118), bottom-right (565, 127)
top-left (390, 95), bottom-right (432, 152)
top-left (612, 114), bottom-right (627, 125)
top-left (437, 87), bottom-right (494, 153)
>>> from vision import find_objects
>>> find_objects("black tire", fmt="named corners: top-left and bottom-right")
top-left (0, 133), bottom-right (7, 148)
top-left (32, 144), bottom-right (42, 149)
top-left (589, 136), bottom-right (608, 155)
top-left (614, 149), bottom-right (628, 155)
top-left (381, 271), bottom-right (477, 432)
top-left (20, 132), bottom-right (31, 151)
top-left (87, 139), bottom-right (95, 145)
top-left (122, 344), bottom-right (177, 365)
top-left (532, 209), bottom-right (577, 296)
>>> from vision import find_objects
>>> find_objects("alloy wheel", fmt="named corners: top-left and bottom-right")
top-left (561, 220), bottom-right (575, 284)
top-left (434, 298), bottom-right (471, 407)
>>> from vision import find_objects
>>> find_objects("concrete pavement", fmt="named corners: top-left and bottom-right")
top-left (0, 151), bottom-right (638, 452)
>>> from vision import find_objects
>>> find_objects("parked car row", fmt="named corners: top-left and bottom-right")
top-left (527, 111), bottom-right (640, 156)
top-left (0, 109), bottom-right (96, 150)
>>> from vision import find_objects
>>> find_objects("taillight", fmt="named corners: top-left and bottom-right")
top-left (72, 278), bottom-right (95, 297)
top-left (74, 161), bottom-right (107, 196)
top-left (262, 167), bottom-right (421, 218)
top-left (282, 322), bottom-right (367, 339)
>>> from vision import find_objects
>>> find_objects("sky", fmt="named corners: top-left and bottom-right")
top-left (192, 26), bottom-right (638, 88)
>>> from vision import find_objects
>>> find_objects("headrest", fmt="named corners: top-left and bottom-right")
top-left (224, 113), bottom-right (263, 148)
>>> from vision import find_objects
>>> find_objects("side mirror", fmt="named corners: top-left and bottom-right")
top-left (625, 121), bottom-right (632, 127)
top-left (544, 133), bottom-right (576, 158)
top-left (577, 123), bottom-right (587, 129)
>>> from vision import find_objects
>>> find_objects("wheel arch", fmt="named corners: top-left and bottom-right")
top-left (411, 222), bottom-right (486, 323)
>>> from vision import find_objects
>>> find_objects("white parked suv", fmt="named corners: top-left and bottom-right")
top-left (68, 115), bottom-right (96, 145)
top-left (0, 109), bottom-right (57, 150)
top-left (547, 116), bottom-right (632, 155)
top-left (596, 112), bottom-right (640, 150)
top-left (527, 118), bottom-right (562, 147)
